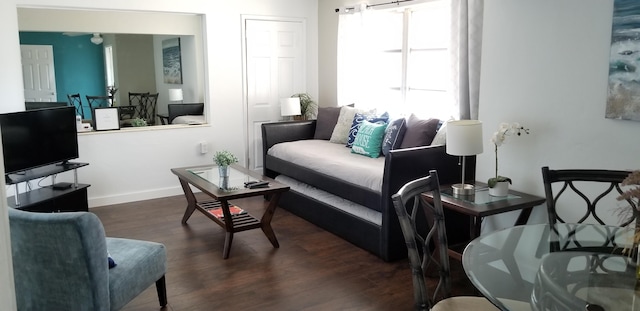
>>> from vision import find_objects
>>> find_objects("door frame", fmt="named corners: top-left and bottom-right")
top-left (241, 15), bottom-right (307, 171)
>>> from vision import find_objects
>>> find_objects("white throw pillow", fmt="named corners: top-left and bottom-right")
top-left (329, 106), bottom-right (375, 144)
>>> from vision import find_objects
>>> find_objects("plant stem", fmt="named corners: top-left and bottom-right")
top-left (494, 143), bottom-right (498, 179)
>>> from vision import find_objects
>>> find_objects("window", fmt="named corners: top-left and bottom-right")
top-left (337, 1), bottom-right (453, 119)
top-left (104, 45), bottom-right (115, 88)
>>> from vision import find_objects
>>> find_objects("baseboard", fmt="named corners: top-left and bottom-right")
top-left (88, 186), bottom-right (186, 208)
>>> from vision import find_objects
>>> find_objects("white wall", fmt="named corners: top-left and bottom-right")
top-left (478, 0), bottom-right (640, 230)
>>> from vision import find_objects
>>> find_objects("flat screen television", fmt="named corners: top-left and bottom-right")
top-left (0, 106), bottom-right (79, 175)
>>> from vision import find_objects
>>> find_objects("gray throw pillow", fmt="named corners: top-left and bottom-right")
top-left (399, 114), bottom-right (440, 148)
top-left (313, 107), bottom-right (342, 140)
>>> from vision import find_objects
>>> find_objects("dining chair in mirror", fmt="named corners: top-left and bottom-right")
top-left (541, 166), bottom-right (638, 253)
top-left (391, 170), bottom-right (499, 311)
top-left (140, 93), bottom-right (159, 125)
top-left (86, 95), bottom-right (111, 110)
top-left (67, 93), bottom-right (84, 118)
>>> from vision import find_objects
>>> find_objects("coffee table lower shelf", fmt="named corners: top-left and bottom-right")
top-left (196, 200), bottom-right (262, 232)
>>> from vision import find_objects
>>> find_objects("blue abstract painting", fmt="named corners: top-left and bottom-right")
top-left (162, 38), bottom-right (183, 84)
top-left (607, 0), bottom-right (640, 121)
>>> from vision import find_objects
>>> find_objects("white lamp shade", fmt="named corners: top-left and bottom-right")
top-left (446, 120), bottom-right (483, 156)
top-left (280, 97), bottom-right (301, 117)
top-left (169, 88), bottom-right (183, 101)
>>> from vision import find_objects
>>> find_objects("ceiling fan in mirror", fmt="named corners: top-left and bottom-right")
top-left (61, 32), bottom-right (103, 45)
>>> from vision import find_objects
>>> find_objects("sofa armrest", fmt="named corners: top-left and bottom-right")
top-left (379, 144), bottom-right (476, 259)
top-left (261, 120), bottom-right (316, 176)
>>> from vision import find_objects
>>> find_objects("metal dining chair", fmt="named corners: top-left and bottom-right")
top-left (541, 166), bottom-right (638, 253)
top-left (392, 170), bottom-right (500, 311)
top-left (67, 93), bottom-right (84, 118)
top-left (139, 93), bottom-right (159, 125)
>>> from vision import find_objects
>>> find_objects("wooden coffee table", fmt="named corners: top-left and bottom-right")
top-left (171, 164), bottom-right (289, 259)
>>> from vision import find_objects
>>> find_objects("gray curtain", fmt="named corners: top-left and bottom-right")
top-left (451, 0), bottom-right (484, 120)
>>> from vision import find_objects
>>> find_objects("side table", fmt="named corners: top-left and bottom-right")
top-left (422, 182), bottom-right (545, 257)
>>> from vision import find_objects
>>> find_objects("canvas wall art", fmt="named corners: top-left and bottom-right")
top-left (162, 38), bottom-right (183, 84)
top-left (607, 0), bottom-right (640, 121)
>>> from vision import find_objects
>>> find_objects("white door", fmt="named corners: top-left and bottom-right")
top-left (245, 19), bottom-right (305, 172)
top-left (21, 45), bottom-right (57, 102)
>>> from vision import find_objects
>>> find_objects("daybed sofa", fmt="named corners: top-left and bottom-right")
top-left (262, 108), bottom-right (474, 262)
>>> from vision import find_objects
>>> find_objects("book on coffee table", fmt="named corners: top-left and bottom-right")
top-left (208, 205), bottom-right (245, 219)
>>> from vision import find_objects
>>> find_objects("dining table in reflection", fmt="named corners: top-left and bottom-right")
top-left (462, 223), bottom-right (640, 311)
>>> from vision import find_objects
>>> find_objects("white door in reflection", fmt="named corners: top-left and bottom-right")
top-left (245, 18), bottom-right (305, 172)
top-left (21, 45), bottom-right (57, 102)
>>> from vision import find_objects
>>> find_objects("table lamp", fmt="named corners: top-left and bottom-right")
top-left (169, 88), bottom-right (183, 103)
top-left (446, 120), bottom-right (483, 196)
top-left (280, 97), bottom-right (301, 121)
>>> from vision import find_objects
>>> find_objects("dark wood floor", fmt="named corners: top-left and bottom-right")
top-left (91, 193), bottom-right (476, 310)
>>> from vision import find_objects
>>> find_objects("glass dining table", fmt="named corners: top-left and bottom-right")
top-left (462, 223), bottom-right (640, 311)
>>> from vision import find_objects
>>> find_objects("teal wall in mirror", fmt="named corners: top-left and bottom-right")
top-left (19, 32), bottom-right (106, 114)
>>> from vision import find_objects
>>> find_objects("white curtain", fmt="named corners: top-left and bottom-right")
top-left (337, 9), bottom-right (378, 110)
top-left (450, 0), bottom-right (484, 120)
top-left (337, 12), bottom-right (361, 107)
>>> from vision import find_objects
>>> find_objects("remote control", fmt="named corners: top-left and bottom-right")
top-left (248, 181), bottom-right (269, 189)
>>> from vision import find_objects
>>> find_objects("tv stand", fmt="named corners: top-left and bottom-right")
top-left (6, 162), bottom-right (90, 212)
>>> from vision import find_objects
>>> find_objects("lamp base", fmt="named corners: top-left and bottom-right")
top-left (451, 183), bottom-right (475, 196)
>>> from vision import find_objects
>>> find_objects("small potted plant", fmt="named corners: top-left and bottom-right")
top-left (130, 118), bottom-right (147, 127)
top-left (291, 93), bottom-right (317, 120)
top-left (214, 150), bottom-right (239, 177)
top-left (488, 122), bottom-right (530, 196)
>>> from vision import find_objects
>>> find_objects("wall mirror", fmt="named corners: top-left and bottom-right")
top-left (17, 7), bottom-right (207, 128)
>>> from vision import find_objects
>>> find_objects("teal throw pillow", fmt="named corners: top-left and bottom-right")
top-left (346, 112), bottom-right (389, 147)
top-left (351, 120), bottom-right (388, 158)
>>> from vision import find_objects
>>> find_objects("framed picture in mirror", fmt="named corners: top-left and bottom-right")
top-left (162, 37), bottom-right (183, 84)
top-left (93, 107), bottom-right (120, 131)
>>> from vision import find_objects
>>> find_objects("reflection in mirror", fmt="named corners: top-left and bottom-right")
top-left (17, 7), bottom-right (207, 128)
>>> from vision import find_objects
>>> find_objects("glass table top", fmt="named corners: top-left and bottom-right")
top-left (187, 166), bottom-right (260, 191)
top-left (463, 223), bottom-right (638, 310)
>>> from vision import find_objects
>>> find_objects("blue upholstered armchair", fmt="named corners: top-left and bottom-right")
top-left (8, 208), bottom-right (167, 310)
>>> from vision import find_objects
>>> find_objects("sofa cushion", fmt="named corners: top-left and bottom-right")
top-left (346, 112), bottom-right (389, 147)
top-left (351, 120), bottom-right (388, 158)
top-left (329, 106), bottom-right (375, 144)
top-left (313, 107), bottom-right (342, 139)
top-left (268, 140), bottom-right (385, 192)
top-left (399, 114), bottom-right (440, 148)
top-left (381, 118), bottom-right (407, 156)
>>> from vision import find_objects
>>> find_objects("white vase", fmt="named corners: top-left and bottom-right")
top-left (489, 181), bottom-right (509, 197)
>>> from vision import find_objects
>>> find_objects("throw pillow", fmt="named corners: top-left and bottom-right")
top-left (314, 106), bottom-right (345, 140)
top-left (399, 114), bottom-right (441, 148)
top-left (430, 119), bottom-right (449, 146)
top-left (381, 118), bottom-right (407, 156)
top-left (346, 112), bottom-right (389, 147)
top-left (108, 252), bottom-right (117, 269)
top-left (351, 120), bottom-right (388, 158)
top-left (329, 106), bottom-right (375, 144)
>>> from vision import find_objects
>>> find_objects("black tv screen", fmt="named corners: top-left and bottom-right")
top-left (0, 107), bottom-right (79, 174)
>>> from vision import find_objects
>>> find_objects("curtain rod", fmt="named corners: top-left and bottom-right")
top-left (335, 0), bottom-right (414, 13)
